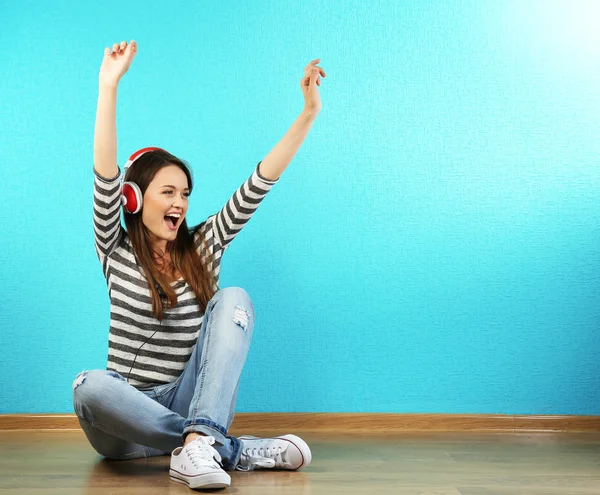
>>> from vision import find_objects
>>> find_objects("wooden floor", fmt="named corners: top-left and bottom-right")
top-left (1, 430), bottom-right (600, 494)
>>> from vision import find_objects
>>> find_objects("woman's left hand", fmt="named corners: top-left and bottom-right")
top-left (301, 58), bottom-right (326, 115)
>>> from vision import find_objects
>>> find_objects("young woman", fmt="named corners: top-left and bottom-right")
top-left (72, 39), bottom-right (326, 491)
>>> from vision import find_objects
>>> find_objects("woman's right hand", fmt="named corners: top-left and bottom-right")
top-left (99, 40), bottom-right (138, 87)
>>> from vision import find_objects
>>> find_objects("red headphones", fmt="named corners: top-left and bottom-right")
top-left (121, 147), bottom-right (165, 214)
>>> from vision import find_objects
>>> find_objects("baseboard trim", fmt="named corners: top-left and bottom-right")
top-left (1, 413), bottom-right (600, 433)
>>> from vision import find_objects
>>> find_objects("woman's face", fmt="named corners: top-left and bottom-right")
top-left (142, 165), bottom-right (190, 249)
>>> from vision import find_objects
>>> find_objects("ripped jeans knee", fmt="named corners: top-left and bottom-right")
top-left (72, 369), bottom-right (125, 421)
top-left (232, 305), bottom-right (250, 331)
top-left (72, 370), bottom-right (88, 391)
top-left (72, 369), bottom-right (122, 392)
top-left (213, 287), bottom-right (255, 334)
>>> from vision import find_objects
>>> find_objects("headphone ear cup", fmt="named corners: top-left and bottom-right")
top-left (121, 182), bottom-right (143, 214)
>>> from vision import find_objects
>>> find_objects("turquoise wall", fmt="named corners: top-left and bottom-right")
top-left (1, 0), bottom-right (599, 414)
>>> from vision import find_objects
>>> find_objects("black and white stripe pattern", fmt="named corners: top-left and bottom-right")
top-left (93, 162), bottom-right (277, 387)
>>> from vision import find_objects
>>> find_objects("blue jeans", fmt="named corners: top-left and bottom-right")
top-left (72, 287), bottom-right (254, 471)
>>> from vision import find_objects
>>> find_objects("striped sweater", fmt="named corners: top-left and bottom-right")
top-left (93, 162), bottom-right (278, 388)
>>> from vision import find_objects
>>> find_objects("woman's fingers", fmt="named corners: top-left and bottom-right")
top-left (107, 40), bottom-right (137, 57)
top-left (301, 68), bottom-right (320, 90)
top-left (304, 60), bottom-right (326, 78)
top-left (310, 68), bottom-right (320, 87)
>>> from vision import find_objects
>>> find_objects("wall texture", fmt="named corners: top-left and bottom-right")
top-left (1, 0), bottom-right (599, 414)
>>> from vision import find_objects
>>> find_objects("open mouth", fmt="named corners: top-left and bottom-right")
top-left (164, 214), bottom-right (180, 231)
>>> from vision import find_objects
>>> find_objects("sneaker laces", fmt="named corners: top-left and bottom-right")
top-left (238, 443), bottom-right (284, 471)
top-left (186, 436), bottom-right (222, 468)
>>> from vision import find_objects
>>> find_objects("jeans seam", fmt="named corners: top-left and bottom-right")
top-left (190, 298), bottom-right (216, 421)
top-left (87, 419), bottom-right (126, 440)
top-left (153, 380), bottom-right (178, 398)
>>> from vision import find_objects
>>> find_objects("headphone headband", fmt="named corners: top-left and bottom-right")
top-left (123, 146), bottom-right (165, 177)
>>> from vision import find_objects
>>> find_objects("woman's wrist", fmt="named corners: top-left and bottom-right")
top-left (99, 78), bottom-right (119, 91)
top-left (301, 107), bottom-right (319, 121)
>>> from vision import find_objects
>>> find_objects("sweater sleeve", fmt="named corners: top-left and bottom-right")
top-left (194, 161), bottom-right (278, 255)
top-left (93, 168), bottom-right (124, 275)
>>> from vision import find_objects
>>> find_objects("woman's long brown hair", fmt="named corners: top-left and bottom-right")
top-left (123, 149), bottom-right (216, 320)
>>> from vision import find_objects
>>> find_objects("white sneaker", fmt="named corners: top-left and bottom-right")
top-left (236, 434), bottom-right (312, 471)
top-left (170, 435), bottom-right (231, 490)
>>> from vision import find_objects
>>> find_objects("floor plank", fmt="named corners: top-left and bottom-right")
top-left (1, 430), bottom-right (599, 494)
